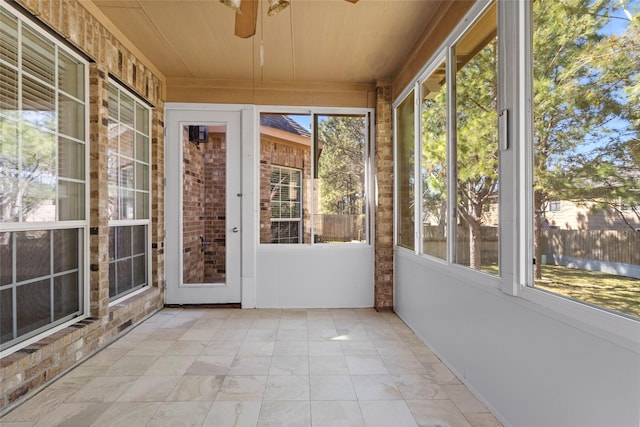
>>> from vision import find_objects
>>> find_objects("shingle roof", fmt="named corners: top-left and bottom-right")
top-left (260, 114), bottom-right (311, 138)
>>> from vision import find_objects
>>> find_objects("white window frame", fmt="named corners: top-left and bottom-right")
top-left (514, 0), bottom-right (639, 351)
top-left (393, 0), bottom-right (638, 351)
top-left (106, 79), bottom-right (152, 304)
top-left (0, 2), bottom-right (90, 356)
top-left (393, 0), bottom-right (502, 289)
top-left (257, 106), bottom-right (374, 247)
top-left (269, 165), bottom-right (303, 243)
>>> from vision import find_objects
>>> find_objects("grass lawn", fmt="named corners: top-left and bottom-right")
top-left (535, 265), bottom-right (640, 319)
top-left (481, 264), bottom-right (640, 318)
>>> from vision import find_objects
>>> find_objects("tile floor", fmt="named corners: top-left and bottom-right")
top-left (1, 308), bottom-right (503, 427)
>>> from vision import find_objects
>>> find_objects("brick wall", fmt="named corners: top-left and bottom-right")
top-left (259, 136), bottom-right (312, 244)
top-left (375, 83), bottom-right (394, 310)
top-left (1, 0), bottom-right (165, 414)
top-left (182, 131), bottom-right (206, 284)
top-left (203, 133), bottom-right (227, 282)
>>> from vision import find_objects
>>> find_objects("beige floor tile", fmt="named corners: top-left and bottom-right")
top-left (125, 340), bottom-right (174, 357)
top-left (147, 328), bottom-right (188, 341)
top-left (406, 399), bottom-right (472, 427)
top-left (202, 401), bottom-right (262, 427)
top-left (88, 402), bottom-right (161, 427)
top-left (166, 375), bottom-right (224, 401)
top-left (359, 400), bottom-right (418, 427)
top-left (258, 401), bottom-right (311, 427)
top-left (311, 401), bottom-right (365, 427)
top-left (307, 328), bottom-right (340, 341)
top-left (309, 356), bottom-right (349, 375)
top-left (465, 412), bottom-right (504, 427)
top-left (423, 362), bottom-right (462, 385)
top-left (179, 328), bottom-right (218, 342)
top-left (116, 375), bottom-right (181, 402)
top-left (442, 384), bottom-right (490, 414)
top-left (1, 308), bottom-right (506, 427)
top-left (186, 356), bottom-right (234, 375)
top-left (308, 341), bottom-right (343, 356)
top-left (144, 356), bottom-right (197, 376)
top-left (351, 375), bottom-right (402, 400)
top-left (216, 375), bottom-right (267, 400)
top-left (102, 355), bottom-right (160, 376)
top-left (392, 374), bottom-right (448, 400)
top-left (163, 340), bottom-right (207, 356)
top-left (341, 341), bottom-right (378, 356)
top-left (345, 355), bottom-right (389, 375)
top-left (264, 375), bottom-right (310, 400)
top-left (237, 340), bottom-right (276, 356)
top-left (309, 375), bottom-right (357, 401)
top-left (273, 340), bottom-right (308, 356)
top-left (80, 348), bottom-right (128, 367)
top-left (0, 422), bottom-right (35, 426)
top-left (212, 328), bottom-right (248, 341)
top-left (381, 355), bottom-right (428, 375)
top-left (66, 376), bottom-right (138, 403)
top-left (146, 401), bottom-right (212, 427)
top-left (245, 327), bottom-right (278, 340)
top-left (202, 340), bottom-right (242, 356)
top-left (228, 356), bottom-right (272, 375)
top-left (32, 402), bottom-right (110, 427)
top-left (2, 389), bottom-right (85, 422)
top-left (269, 356), bottom-right (309, 376)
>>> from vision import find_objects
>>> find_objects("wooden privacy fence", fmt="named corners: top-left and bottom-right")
top-left (542, 229), bottom-right (640, 265)
top-left (423, 225), bottom-right (499, 265)
top-left (314, 214), bottom-right (365, 242)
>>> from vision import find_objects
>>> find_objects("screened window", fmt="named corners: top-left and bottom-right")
top-left (260, 112), bottom-right (370, 245)
top-left (270, 166), bottom-right (302, 243)
top-left (314, 114), bottom-right (367, 243)
top-left (107, 82), bottom-right (150, 300)
top-left (395, 2), bottom-right (498, 275)
top-left (420, 61), bottom-right (447, 259)
top-left (0, 5), bottom-right (87, 351)
top-left (531, 0), bottom-right (639, 319)
top-left (395, 92), bottom-right (415, 250)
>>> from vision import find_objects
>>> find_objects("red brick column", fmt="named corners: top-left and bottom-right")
top-left (375, 81), bottom-right (394, 310)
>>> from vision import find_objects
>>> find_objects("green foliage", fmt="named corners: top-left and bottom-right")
top-left (0, 115), bottom-right (56, 222)
top-left (316, 116), bottom-right (367, 215)
top-left (533, 0), bottom-right (640, 224)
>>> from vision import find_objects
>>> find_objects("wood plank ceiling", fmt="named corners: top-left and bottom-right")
top-left (90, 0), bottom-right (446, 87)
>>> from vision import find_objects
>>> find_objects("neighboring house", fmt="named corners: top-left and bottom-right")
top-left (545, 199), bottom-right (640, 231)
top-left (259, 114), bottom-right (312, 244)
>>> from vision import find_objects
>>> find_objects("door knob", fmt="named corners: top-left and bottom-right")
top-left (232, 227), bottom-right (239, 233)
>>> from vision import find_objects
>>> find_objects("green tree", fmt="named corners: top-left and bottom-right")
top-left (316, 116), bottom-right (366, 216)
top-left (0, 116), bottom-right (56, 222)
top-left (532, 0), bottom-right (639, 278)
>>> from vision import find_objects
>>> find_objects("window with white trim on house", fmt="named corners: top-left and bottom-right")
top-left (270, 165), bottom-right (302, 243)
top-left (530, 0), bottom-right (639, 320)
top-left (0, 5), bottom-right (88, 351)
top-left (107, 82), bottom-right (150, 300)
top-left (260, 112), bottom-right (370, 245)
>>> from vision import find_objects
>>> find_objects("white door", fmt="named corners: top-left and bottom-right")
top-left (165, 109), bottom-right (241, 304)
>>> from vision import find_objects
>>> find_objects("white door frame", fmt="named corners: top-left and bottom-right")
top-left (164, 107), bottom-right (245, 304)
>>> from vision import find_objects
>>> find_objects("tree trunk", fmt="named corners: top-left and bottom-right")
top-left (468, 217), bottom-right (482, 269)
top-left (534, 189), bottom-right (543, 280)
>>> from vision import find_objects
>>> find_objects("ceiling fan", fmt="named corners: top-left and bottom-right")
top-left (220, 0), bottom-right (359, 38)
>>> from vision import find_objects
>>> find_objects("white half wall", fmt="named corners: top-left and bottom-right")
top-left (394, 250), bottom-right (640, 427)
top-left (256, 244), bottom-right (374, 308)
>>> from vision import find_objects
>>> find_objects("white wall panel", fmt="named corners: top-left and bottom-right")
top-left (395, 250), bottom-right (640, 427)
top-left (256, 245), bottom-right (374, 308)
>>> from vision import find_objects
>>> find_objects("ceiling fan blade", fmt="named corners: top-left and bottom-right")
top-left (345, 0), bottom-right (359, 3)
top-left (235, 0), bottom-right (258, 38)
